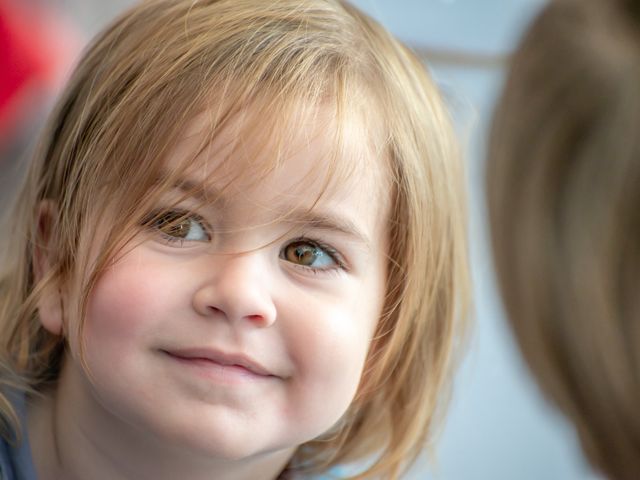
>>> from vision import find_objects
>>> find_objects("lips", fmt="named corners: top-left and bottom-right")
top-left (162, 348), bottom-right (275, 378)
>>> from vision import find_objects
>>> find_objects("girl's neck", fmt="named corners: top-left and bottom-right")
top-left (26, 362), bottom-right (294, 480)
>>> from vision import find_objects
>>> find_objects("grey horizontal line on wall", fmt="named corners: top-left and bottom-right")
top-left (411, 45), bottom-right (508, 69)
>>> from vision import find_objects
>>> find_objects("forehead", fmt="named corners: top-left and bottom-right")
top-left (165, 105), bottom-right (390, 217)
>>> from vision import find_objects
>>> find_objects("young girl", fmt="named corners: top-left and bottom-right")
top-left (0, 1), bottom-right (469, 479)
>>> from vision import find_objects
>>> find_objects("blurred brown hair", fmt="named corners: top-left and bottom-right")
top-left (488, 0), bottom-right (640, 478)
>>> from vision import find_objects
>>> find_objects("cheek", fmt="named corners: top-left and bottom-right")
top-left (74, 251), bottom-right (192, 409)
top-left (81, 251), bottom-right (184, 355)
top-left (282, 281), bottom-right (382, 426)
top-left (87, 272), bottom-right (149, 343)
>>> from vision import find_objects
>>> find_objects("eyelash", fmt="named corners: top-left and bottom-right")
top-left (143, 209), bottom-right (348, 272)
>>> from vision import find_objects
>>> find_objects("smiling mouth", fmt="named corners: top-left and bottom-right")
top-left (160, 348), bottom-right (277, 382)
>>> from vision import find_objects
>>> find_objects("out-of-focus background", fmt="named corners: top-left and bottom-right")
top-left (0, 1), bottom-right (602, 478)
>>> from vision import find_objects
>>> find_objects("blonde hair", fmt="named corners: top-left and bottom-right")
top-left (0, 1), bottom-right (469, 477)
top-left (488, 0), bottom-right (640, 478)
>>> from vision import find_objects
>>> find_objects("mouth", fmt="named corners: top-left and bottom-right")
top-left (161, 348), bottom-right (276, 379)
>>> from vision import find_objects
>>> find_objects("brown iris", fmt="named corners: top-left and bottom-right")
top-left (284, 241), bottom-right (321, 266)
top-left (152, 211), bottom-right (192, 239)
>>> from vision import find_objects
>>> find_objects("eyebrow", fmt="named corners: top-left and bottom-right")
top-left (165, 175), bottom-right (372, 249)
top-left (173, 177), bottom-right (226, 205)
top-left (283, 209), bottom-right (372, 250)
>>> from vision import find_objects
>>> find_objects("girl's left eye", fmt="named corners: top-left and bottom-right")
top-left (281, 239), bottom-right (342, 270)
top-left (148, 210), bottom-right (211, 243)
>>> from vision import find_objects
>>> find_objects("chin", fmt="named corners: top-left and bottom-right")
top-left (152, 420), bottom-right (289, 462)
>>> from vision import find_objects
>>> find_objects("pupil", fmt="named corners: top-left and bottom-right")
top-left (288, 243), bottom-right (318, 266)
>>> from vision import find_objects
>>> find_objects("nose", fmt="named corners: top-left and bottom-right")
top-left (191, 252), bottom-right (277, 328)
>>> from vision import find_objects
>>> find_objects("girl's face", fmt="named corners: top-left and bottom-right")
top-left (58, 110), bottom-right (390, 461)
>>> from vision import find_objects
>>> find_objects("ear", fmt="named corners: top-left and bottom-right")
top-left (33, 200), bottom-right (64, 336)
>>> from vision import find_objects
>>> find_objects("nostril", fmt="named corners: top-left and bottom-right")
top-left (246, 314), bottom-right (264, 322)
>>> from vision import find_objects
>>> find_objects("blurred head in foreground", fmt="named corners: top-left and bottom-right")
top-left (488, 0), bottom-right (640, 478)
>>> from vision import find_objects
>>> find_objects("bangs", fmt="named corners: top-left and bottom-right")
top-left (58, 0), bottom-right (390, 264)
top-left (95, 76), bottom-right (387, 260)
top-left (170, 92), bottom-right (384, 203)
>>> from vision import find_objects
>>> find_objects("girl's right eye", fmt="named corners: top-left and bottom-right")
top-left (147, 210), bottom-right (211, 243)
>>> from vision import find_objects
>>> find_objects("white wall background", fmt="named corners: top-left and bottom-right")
top-left (37, 1), bottom-right (605, 478)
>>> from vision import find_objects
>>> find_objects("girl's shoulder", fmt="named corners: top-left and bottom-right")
top-left (0, 391), bottom-right (37, 480)
top-left (0, 425), bottom-right (21, 480)
top-left (0, 435), bottom-right (15, 480)
top-left (286, 469), bottom-right (350, 480)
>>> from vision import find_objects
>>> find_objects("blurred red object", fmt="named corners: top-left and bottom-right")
top-left (0, 0), bottom-right (82, 152)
